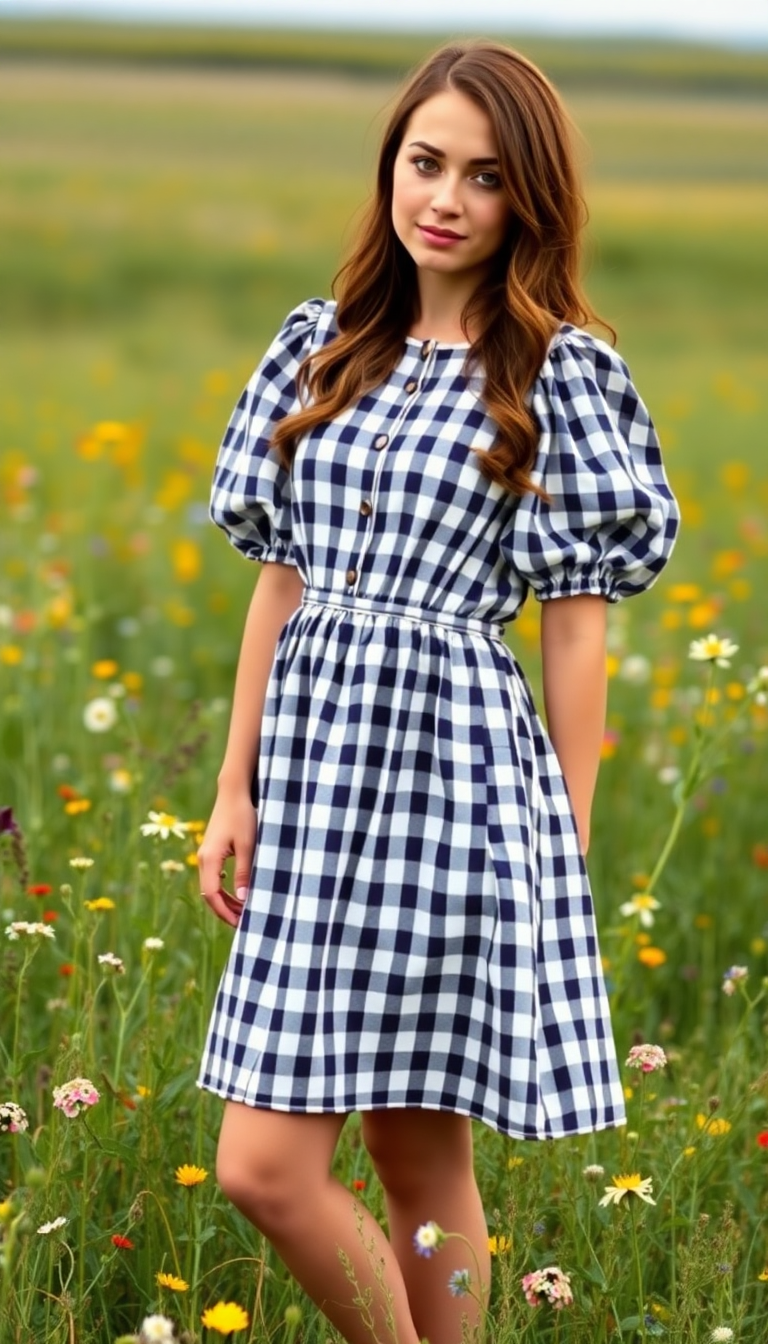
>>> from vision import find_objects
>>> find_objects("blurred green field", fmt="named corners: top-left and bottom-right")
top-left (1, 36), bottom-right (768, 1344)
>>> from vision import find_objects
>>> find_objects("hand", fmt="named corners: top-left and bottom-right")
top-left (197, 786), bottom-right (258, 927)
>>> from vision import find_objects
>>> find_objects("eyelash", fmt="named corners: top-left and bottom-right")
top-left (410, 156), bottom-right (501, 190)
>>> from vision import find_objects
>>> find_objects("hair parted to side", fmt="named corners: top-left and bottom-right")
top-left (271, 40), bottom-right (613, 498)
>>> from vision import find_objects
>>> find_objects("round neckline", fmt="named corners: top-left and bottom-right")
top-left (404, 336), bottom-right (472, 350)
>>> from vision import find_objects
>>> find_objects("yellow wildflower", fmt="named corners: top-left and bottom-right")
top-left (695, 1114), bottom-right (731, 1136)
top-left (92, 659), bottom-right (119, 679)
top-left (637, 947), bottom-right (667, 968)
top-left (156, 1271), bottom-right (189, 1292)
top-left (488, 1235), bottom-right (511, 1255)
top-left (175, 1164), bottom-right (208, 1188)
top-left (200, 1301), bottom-right (250, 1334)
top-left (84, 898), bottom-right (116, 912)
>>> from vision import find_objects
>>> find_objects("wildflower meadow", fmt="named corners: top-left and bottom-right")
top-left (1, 26), bottom-right (767, 1344)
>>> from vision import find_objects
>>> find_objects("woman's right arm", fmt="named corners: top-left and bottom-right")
top-left (198, 561), bottom-right (305, 925)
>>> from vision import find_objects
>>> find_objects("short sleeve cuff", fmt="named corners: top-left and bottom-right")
top-left (533, 569), bottom-right (621, 603)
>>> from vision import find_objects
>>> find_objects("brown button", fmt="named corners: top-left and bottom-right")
top-left (404, 379), bottom-right (418, 394)
top-left (374, 433), bottom-right (388, 450)
top-left (345, 568), bottom-right (357, 585)
top-left (420, 340), bottom-right (434, 359)
top-left (360, 499), bottom-right (372, 516)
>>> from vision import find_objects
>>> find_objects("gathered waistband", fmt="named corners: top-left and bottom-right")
top-left (300, 586), bottom-right (506, 643)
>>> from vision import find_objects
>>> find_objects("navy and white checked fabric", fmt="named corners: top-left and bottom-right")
top-left (197, 298), bottom-right (680, 1139)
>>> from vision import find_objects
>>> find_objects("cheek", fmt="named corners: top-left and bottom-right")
top-left (476, 199), bottom-right (512, 246)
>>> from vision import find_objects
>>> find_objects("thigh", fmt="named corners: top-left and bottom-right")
top-left (218, 1103), bottom-right (349, 1187)
top-left (361, 1108), bottom-right (474, 1183)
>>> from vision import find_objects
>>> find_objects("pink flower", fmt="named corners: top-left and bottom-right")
top-left (52, 1077), bottom-right (100, 1118)
top-left (625, 1044), bottom-right (668, 1074)
top-left (0, 1101), bottom-right (29, 1133)
top-left (521, 1266), bottom-right (574, 1310)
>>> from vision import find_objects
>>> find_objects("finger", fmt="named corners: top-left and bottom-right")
top-left (202, 889), bottom-right (240, 928)
top-left (198, 845), bottom-right (231, 905)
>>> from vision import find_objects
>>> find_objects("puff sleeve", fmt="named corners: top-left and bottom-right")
top-left (209, 298), bottom-right (326, 565)
top-left (501, 328), bottom-right (680, 603)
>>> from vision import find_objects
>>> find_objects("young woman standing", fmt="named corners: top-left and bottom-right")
top-left (197, 41), bottom-right (680, 1344)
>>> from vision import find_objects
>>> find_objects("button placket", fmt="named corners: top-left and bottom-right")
top-left (346, 345), bottom-right (435, 593)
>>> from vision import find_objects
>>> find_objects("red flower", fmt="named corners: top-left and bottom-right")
top-left (111, 1235), bottom-right (135, 1250)
top-left (757, 1132), bottom-right (768, 1149)
top-left (42, 910), bottom-right (59, 923)
top-left (57, 784), bottom-right (80, 801)
top-left (753, 843), bottom-right (768, 869)
top-left (27, 883), bottom-right (53, 896)
top-left (59, 963), bottom-right (75, 977)
top-left (352, 1180), bottom-right (366, 1191)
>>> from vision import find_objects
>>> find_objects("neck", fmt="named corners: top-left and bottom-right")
top-left (410, 269), bottom-right (485, 342)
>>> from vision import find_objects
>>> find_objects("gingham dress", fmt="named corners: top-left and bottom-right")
top-left (197, 298), bottom-right (680, 1140)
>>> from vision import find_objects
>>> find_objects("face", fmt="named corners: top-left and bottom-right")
top-left (391, 89), bottom-right (513, 286)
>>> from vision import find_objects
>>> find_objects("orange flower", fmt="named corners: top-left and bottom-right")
top-left (637, 947), bottom-right (667, 969)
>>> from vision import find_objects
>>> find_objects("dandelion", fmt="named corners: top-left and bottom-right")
top-left (759, 1268), bottom-right (768, 1281)
top-left (521, 1265), bottom-right (574, 1310)
top-left (69, 856), bottom-right (94, 870)
top-left (111, 1234), bottom-right (135, 1249)
top-left (448, 1268), bottom-right (472, 1297)
top-left (52, 1077), bottom-right (100, 1118)
top-left (626, 1044), bottom-right (668, 1073)
top-left (175, 1163), bottom-right (208, 1187)
top-left (722, 965), bottom-right (748, 996)
top-left (139, 1315), bottom-right (177, 1344)
top-left (84, 897), bottom-right (116, 912)
top-left (200, 1300), bottom-right (250, 1334)
top-left (598, 1174), bottom-right (656, 1208)
top-left (83, 696), bottom-right (118, 732)
top-left (140, 811), bottom-right (189, 840)
top-left (37, 1216), bottom-right (68, 1234)
top-left (619, 893), bottom-right (661, 927)
top-left (5, 921), bottom-right (55, 941)
top-left (0, 1102), bottom-right (29, 1133)
top-left (144, 936), bottom-right (165, 951)
top-left (696, 1114), bottom-right (731, 1136)
top-left (156, 1271), bottom-right (189, 1291)
top-left (689, 634), bottom-right (739, 668)
top-left (413, 1221), bottom-right (446, 1257)
top-left (582, 1164), bottom-right (605, 1182)
top-left (710, 1329), bottom-right (734, 1342)
top-left (98, 952), bottom-right (125, 973)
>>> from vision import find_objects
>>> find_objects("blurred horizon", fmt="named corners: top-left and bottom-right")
top-left (2, 0), bottom-right (768, 48)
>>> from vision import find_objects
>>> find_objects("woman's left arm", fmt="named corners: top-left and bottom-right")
top-left (540, 594), bottom-right (608, 856)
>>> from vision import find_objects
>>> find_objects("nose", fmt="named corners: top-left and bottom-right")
top-left (430, 173), bottom-right (462, 215)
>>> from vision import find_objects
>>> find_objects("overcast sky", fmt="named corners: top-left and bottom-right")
top-left (3, 0), bottom-right (768, 46)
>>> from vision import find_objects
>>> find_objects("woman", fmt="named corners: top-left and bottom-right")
top-left (197, 40), bottom-right (680, 1344)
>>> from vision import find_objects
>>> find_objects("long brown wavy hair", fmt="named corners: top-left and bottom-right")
top-left (272, 41), bottom-right (612, 498)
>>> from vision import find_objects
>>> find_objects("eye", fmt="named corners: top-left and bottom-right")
top-left (411, 155), bottom-right (440, 175)
top-left (474, 170), bottom-right (501, 189)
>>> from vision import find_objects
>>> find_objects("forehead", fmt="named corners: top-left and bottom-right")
top-left (403, 89), bottom-right (497, 157)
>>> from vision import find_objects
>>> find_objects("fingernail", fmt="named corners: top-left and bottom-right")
top-left (236, 887), bottom-right (248, 903)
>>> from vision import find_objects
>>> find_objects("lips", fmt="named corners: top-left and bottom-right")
top-left (418, 225), bottom-right (465, 240)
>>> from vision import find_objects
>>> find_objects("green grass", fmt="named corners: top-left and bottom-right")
top-left (0, 43), bottom-right (767, 1344)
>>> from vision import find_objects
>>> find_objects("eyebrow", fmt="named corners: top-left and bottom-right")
top-left (408, 140), bottom-right (499, 167)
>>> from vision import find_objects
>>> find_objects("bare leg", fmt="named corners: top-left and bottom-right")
top-left (216, 1103), bottom-right (421, 1344)
top-left (362, 1110), bottom-right (490, 1344)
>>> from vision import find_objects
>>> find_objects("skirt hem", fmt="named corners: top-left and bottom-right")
top-left (196, 1077), bottom-right (627, 1142)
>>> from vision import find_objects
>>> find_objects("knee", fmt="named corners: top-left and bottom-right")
top-left (215, 1142), bottom-right (300, 1237)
